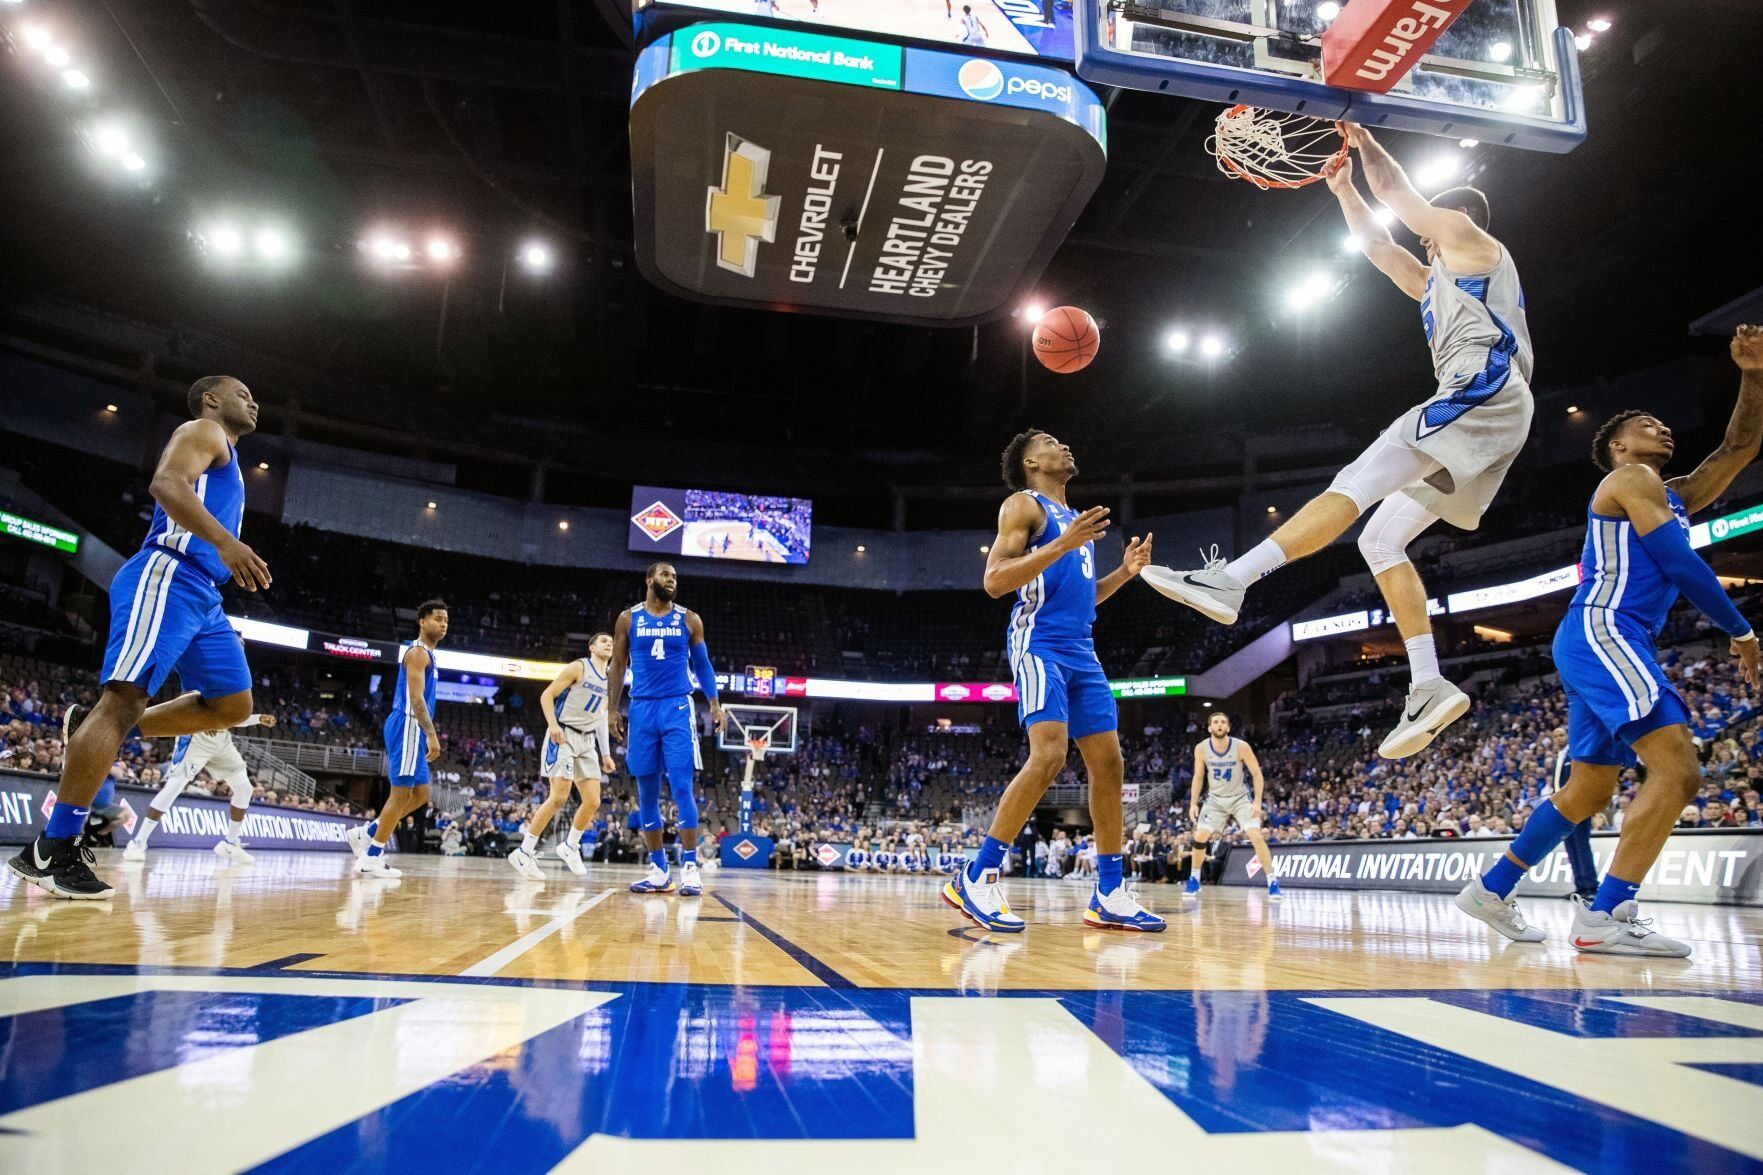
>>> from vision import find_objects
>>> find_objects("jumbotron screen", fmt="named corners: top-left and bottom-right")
top-left (629, 485), bottom-right (813, 565)
top-left (637, 0), bottom-right (1075, 62)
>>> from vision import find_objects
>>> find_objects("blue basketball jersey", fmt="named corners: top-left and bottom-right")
top-left (141, 442), bottom-right (245, 586)
top-left (1005, 490), bottom-right (1097, 663)
top-left (1567, 486), bottom-right (1692, 637)
top-left (391, 641), bottom-right (438, 718)
top-left (630, 603), bottom-right (694, 699)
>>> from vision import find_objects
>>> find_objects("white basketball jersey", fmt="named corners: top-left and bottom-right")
top-left (1200, 737), bottom-right (1249, 802)
top-left (553, 660), bottom-right (609, 733)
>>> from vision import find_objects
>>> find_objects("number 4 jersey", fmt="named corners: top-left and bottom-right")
top-left (630, 603), bottom-right (694, 699)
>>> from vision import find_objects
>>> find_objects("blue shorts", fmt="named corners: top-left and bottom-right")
top-left (1012, 651), bottom-right (1117, 738)
top-left (383, 712), bottom-right (431, 787)
top-left (100, 549), bottom-right (251, 700)
top-left (1554, 609), bottom-right (1692, 767)
top-left (627, 695), bottom-right (701, 780)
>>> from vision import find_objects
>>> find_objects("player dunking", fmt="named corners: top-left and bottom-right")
top-left (1455, 326), bottom-right (1763, 956)
top-left (9, 376), bottom-right (270, 899)
top-left (943, 430), bottom-right (1164, 933)
top-left (124, 709), bottom-right (277, 863)
top-left (349, 600), bottom-right (448, 878)
top-left (608, 563), bottom-right (724, 897)
top-left (1145, 125), bottom-right (1534, 762)
top-left (510, 633), bottom-right (616, 880)
top-left (1185, 711), bottom-right (1280, 900)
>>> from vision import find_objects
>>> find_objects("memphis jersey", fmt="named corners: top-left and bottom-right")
top-left (631, 604), bottom-right (693, 699)
top-left (1568, 487), bottom-right (1693, 637)
top-left (1422, 248), bottom-right (1533, 386)
top-left (554, 660), bottom-right (609, 732)
top-left (1006, 491), bottom-right (1097, 663)
top-left (391, 641), bottom-right (438, 718)
top-left (1200, 737), bottom-right (1249, 802)
top-left (142, 443), bottom-right (245, 585)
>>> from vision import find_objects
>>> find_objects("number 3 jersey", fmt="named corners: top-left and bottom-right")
top-left (1005, 489), bottom-right (1098, 667)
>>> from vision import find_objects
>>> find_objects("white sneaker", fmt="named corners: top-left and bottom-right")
top-left (941, 865), bottom-right (1025, 932)
top-left (122, 840), bottom-right (147, 863)
top-left (507, 846), bottom-right (545, 881)
top-left (1379, 678), bottom-right (1470, 759)
top-left (214, 840), bottom-right (254, 864)
top-left (1141, 550), bottom-right (1244, 625)
top-left (555, 840), bottom-right (587, 876)
top-left (1453, 876), bottom-right (1546, 943)
top-left (679, 862), bottom-right (703, 897)
top-left (347, 823), bottom-right (371, 858)
top-left (1571, 898), bottom-right (1691, 958)
top-left (356, 854), bottom-right (402, 879)
top-left (629, 863), bottom-right (675, 893)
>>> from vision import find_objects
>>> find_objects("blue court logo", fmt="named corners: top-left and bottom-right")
top-left (957, 59), bottom-right (1004, 101)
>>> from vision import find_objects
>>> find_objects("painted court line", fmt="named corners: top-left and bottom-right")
top-left (712, 892), bottom-right (854, 988)
top-left (460, 888), bottom-right (613, 977)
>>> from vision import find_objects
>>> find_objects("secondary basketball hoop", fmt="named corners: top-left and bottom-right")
top-left (1207, 106), bottom-right (1347, 191)
top-left (745, 734), bottom-right (771, 763)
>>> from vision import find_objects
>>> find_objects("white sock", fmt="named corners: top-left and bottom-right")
top-left (227, 818), bottom-right (245, 845)
top-left (1405, 634), bottom-right (1441, 685)
top-left (566, 829), bottom-right (583, 848)
top-left (522, 833), bottom-right (538, 854)
top-left (1222, 539), bottom-right (1286, 588)
top-left (136, 817), bottom-right (158, 846)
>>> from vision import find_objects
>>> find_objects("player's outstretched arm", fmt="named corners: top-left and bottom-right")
top-left (150, 418), bottom-right (271, 591)
top-left (607, 611), bottom-right (632, 740)
top-left (982, 494), bottom-right (1108, 598)
top-left (1345, 125), bottom-right (1499, 274)
top-left (1668, 325), bottom-right (1763, 514)
top-left (1096, 532), bottom-right (1152, 606)
top-left (1326, 157), bottom-right (1426, 301)
top-left (540, 660), bottom-right (584, 745)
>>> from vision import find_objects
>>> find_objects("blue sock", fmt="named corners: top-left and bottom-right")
top-left (1591, 872), bottom-right (1641, 914)
top-left (366, 841), bottom-right (384, 857)
top-left (682, 847), bottom-right (697, 867)
top-left (366, 820), bottom-right (379, 839)
top-left (1483, 800), bottom-right (1574, 897)
top-left (649, 849), bottom-right (668, 872)
top-left (44, 802), bottom-right (89, 839)
top-left (967, 835), bottom-right (1008, 882)
top-left (1097, 853), bottom-right (1124, 895)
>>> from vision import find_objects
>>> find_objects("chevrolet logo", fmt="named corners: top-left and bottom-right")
top-left (706, 133), bottom-right (780, 277)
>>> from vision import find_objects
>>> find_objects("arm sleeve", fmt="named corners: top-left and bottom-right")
top-left (690, 641), bottom-right (720, 702)
top-left (1636, 521), bottom-right (1753, 638)
top-left (594, 723), bottom-right (611, 760)
top-left (233, 714), bottom-right (262, 728)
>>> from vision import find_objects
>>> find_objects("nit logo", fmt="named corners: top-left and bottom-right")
top-left (957, 59), bottom-right (1004, 101)
top-left (814, 843), bottom-right (841, 867)
top-left (705, 133), bottom-right (780, 278)
top-left (733, 839), bottom-right (760, 861)
top-left (631, 500), bottom-right (684, 542)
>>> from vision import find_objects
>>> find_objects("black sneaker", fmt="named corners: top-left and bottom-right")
top-left (9, 835), bottom-right (115, 900)
top-left (62, 702), bottom-right (90, 743)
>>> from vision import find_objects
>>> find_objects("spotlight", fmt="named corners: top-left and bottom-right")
top-left (1489, 41), bottom-right (1513, 63)
top-left (42, 44), bottom-right (70, 68)
top-left (426, 501), bottom-right (437, 510)
top-left (426, 236), bottom-right (457, 263)
top-left (1372, 207), bottom-right (1395, 226)
top-left (1341, 232), bottom-right (1361, 254)
top-left (392, 243), bottom-right (411, 261)
top-left (209, 224), bottom-right (244, 258)
top-left (519, 241), bottom-right (553, 273)
top-left (855, 545), bottom-right (866, 554)
top-left (91, 122), bottom-right (128, 157)
top-left (1587, 17), bottom-right (1611, 32)
top-left (1023, 302), bottom-right (1044, 323)
top-left (62, 70), bottom-right (90, 90)
top-left (104, 404), bottom-right (118, 413)
top-left (1165, 329), bottom-right (1189, 353)
top-left (558, 520), bottom-right (570, 531)
top-left (120, 152), bottom-right (145, 172)
top-left (253, 226), bottom-right (289, 261)
top-left (1200, 335), bottom-right (1225, 359)
top-left (20, 25), bottom-right (49, 51)
top-left (1574, 33), bottom-right (1592, 51)
top-left (979, 545), bottom-right (990, 553)
top-left (257, 461), bottom-right (270, 470)
top-left (1500, 85), bottom-right (1546, 113)
top-left (1567, 405), bottom-right (1580, 415)
top-left (1286, 271), bottom-right (1334, 311)
top-left (1266, 505), bottom-right (1277, 514)
top-left (1458, 138), bottom-right (1479, 149)
top-left (1316, 2), bottom-right (1340, 20)
top-left (1412, 153), bottom-right (1463, 191)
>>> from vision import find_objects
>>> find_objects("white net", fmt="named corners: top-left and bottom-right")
top-left (1206, 106), bottom-right (1347, 190)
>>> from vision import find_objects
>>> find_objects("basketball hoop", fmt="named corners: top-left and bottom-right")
top-left (1206, 106), bottom-right (1347, 191)
top-left (746, 735), bottom-right (771, 763)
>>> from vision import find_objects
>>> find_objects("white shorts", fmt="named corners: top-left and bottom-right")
top-left (542, 728), bottom-right (604, 781)
top-left (170, 731), bottom-right (248, 784)
top-left (1198, 794), bottom-right (1259, 833)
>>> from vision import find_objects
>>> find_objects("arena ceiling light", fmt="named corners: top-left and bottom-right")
top-left (253, 226), bottom-right (291, 262)
top-left (1285, 271), bottom-right (1335, 311)
top-left (426, 235), bottom-right (460, 264)
top-left (518, 241), bottom-right (553, 274)
top-left (1315, 2), bottom-right (1340, 21)
top-left (1412, 152), bottom-right (1463, 191)
top-left (1587, 17), bottom-right (1611, 32)
top-left (1199, 335), bottom-right (1226, 359)
top-left (1165, 329), bottom-right (1189, 353)
top-left (208, 223), bottom-right (245, 259)
top-left (61, 69), bottom-right (90, 90)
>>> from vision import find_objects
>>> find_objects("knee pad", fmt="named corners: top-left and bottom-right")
top-left (637, 773), bottom-right (664, 831)
top-left (1357, 521), bottom-right (1413, 576)
top-left (151, 774), bottom-right (189, 812)
top-left (1357, 493), bottom-right (1439, 576)
top-left (223, 772), bottom-right (252, 809)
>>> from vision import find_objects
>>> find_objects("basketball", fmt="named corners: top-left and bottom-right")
top-left (1032, 306), bottom-right (1099, 373)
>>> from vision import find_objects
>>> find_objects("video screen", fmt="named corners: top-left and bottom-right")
top-left (629, 485), bottom-right (813, 565)
top-left (643, 0), bottom-right (1075, 63)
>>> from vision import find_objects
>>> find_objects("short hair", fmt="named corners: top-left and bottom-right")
top-left (1430, 186), bottom-right (1490, 231)
top-left (1592, 409), bottom-right (1652, 472)
top-left (590, 631), bottom-right (613, 644)
top-left (416, 598), bottom-right (449, 620)
top-left (188, 376), bottom-right (232, 418)
top-left (646, 561), bottom-right (673, 579)
top-left (1000, 429), bottom-right (1045, 491)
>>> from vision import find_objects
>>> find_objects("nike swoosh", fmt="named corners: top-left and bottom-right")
top-left (1406, 703), bottom-right (1428, 722)
top-left (1181, 574), bottom-right (1215, 589)
top-left (1572, 937), bottom-right (1606, 948)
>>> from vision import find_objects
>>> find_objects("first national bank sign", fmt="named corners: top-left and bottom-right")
top-left (629, 21), bottom-right (1106, 325)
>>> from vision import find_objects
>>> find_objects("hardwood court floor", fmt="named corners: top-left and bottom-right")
top-left (3, 851), bottom-right (1762, 1172)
